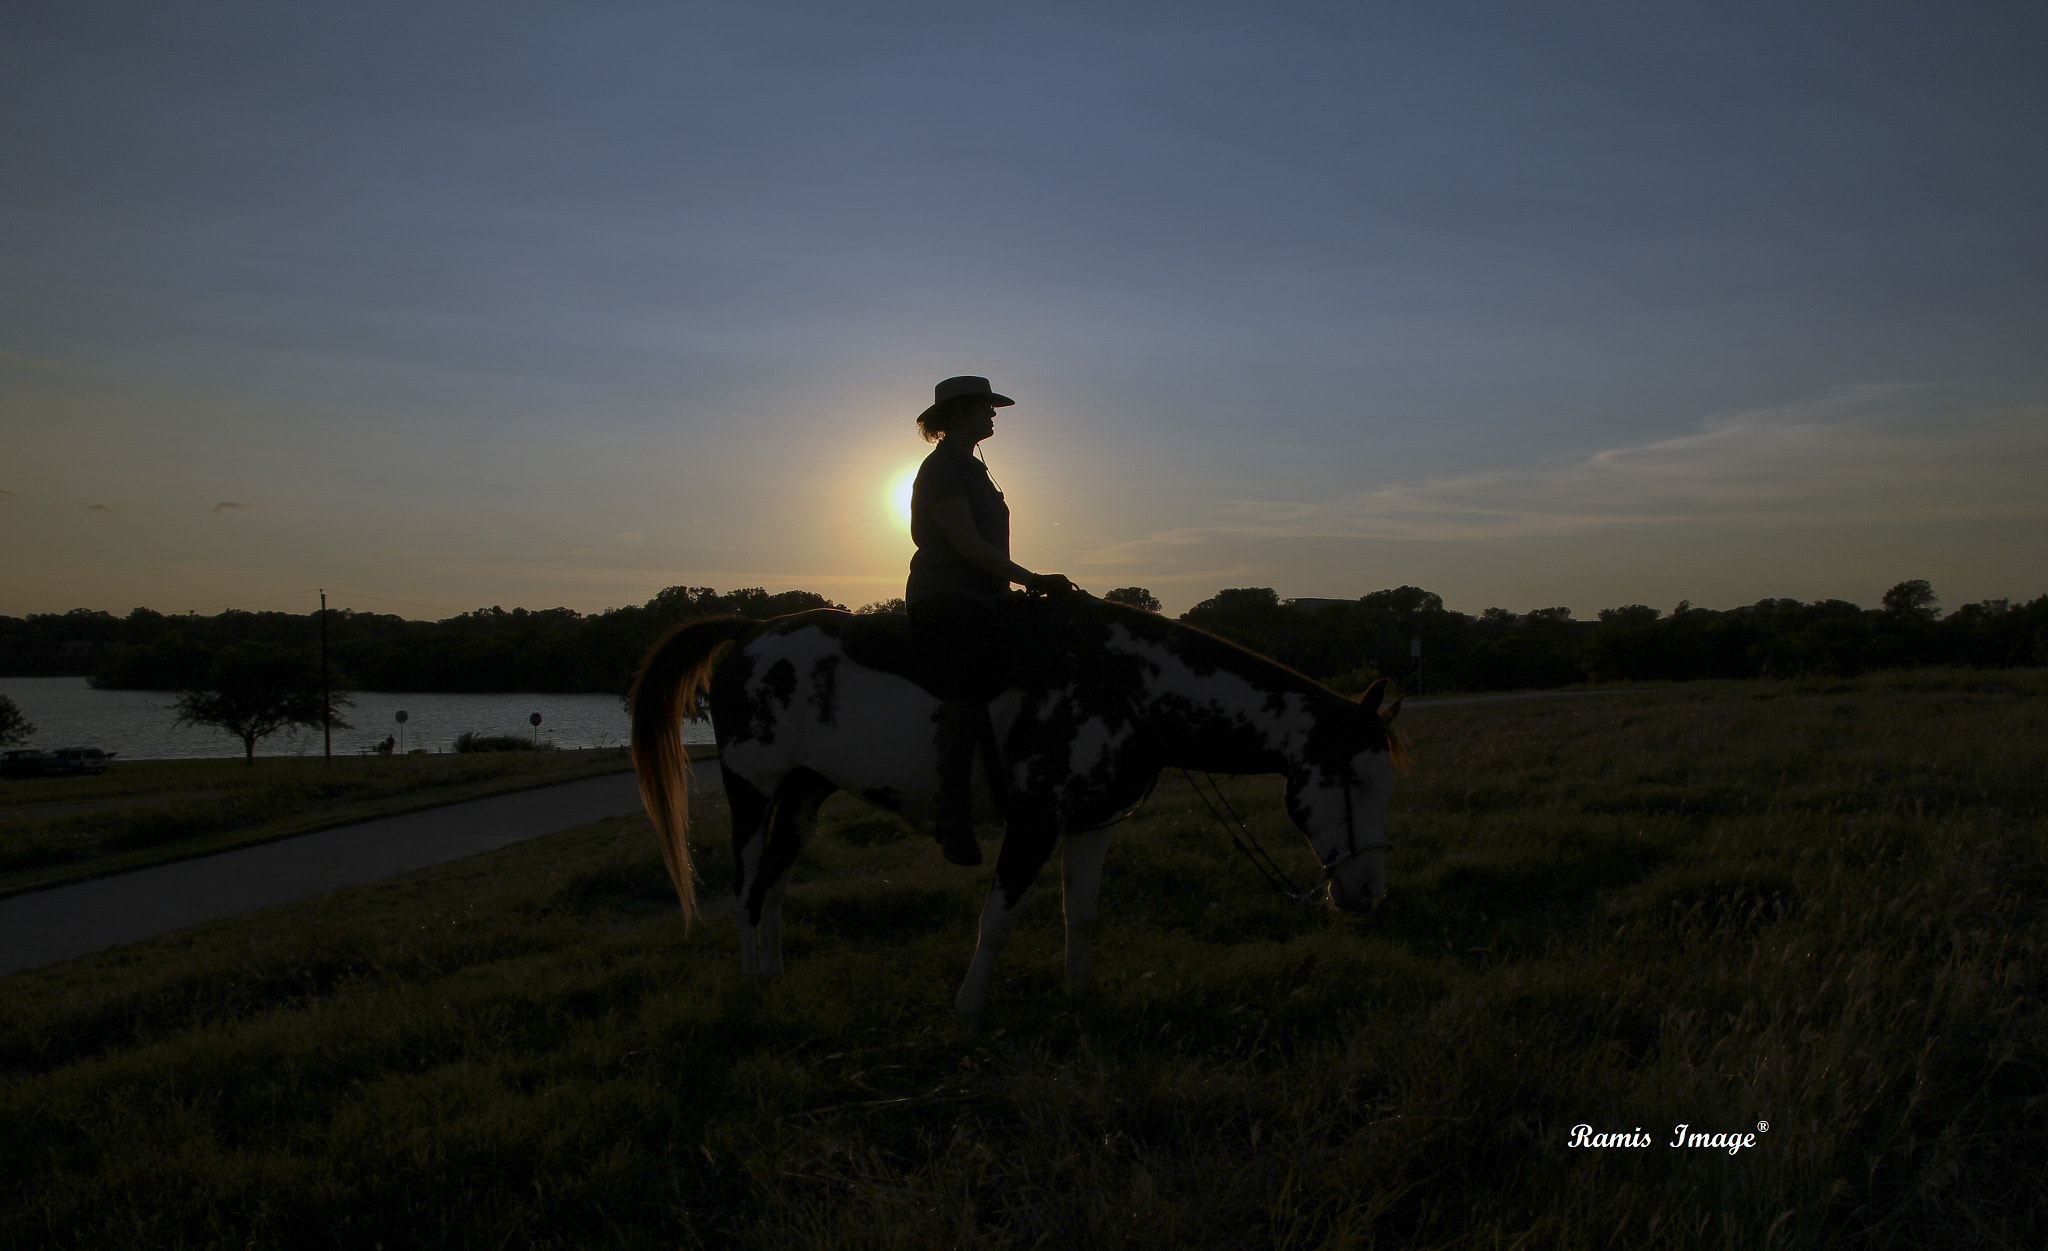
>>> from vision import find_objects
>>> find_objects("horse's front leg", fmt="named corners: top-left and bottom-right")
top-left (1059, 828), bottom-right (1112, 997)
top-left (955, 820), bottom-right (1059, 1018)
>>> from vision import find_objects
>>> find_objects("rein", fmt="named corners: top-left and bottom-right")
top-left (1176, 764), bottom-right (1319, 907)
top-left (1123, 695), bottom-right (1389, 909)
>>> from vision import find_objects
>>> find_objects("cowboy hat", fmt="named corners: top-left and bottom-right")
top-left (918, 375), bottom-right (1015, 422)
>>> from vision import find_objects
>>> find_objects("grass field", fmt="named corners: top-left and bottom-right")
top-left (1, 671), bottom-right (2042, 1248)
top-left (0, 749), bottom-right (634, 898)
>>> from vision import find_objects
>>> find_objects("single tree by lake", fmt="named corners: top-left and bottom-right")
top-left (0, 693), bottom-right (34, 746)
top-left (173, 644), bottom-right (352, 764)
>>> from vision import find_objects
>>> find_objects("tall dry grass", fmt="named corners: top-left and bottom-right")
top-left (0, 671), bottom-right (2041, 1248)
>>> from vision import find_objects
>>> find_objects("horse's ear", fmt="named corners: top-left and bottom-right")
top-left (1357, 678), bottom-right (1387, 716)
top-left (1382, 693), bottom-right (1405, 725)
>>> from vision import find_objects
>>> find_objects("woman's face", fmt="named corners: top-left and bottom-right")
top-left (949, 402), bottom-right (997, 445)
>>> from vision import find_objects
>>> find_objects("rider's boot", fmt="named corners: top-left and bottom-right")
top-left (931, 699), bottom-right (985, 866)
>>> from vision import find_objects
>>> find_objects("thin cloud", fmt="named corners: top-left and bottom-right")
top-left (0, 489), bottom-right (15, 502)
top-left (86, 503), bottom-right (114, 513)
top-left (0, 349), bottom-right (70, 372)
top-left (212, 501), bottom-right (255, 512)
top-left (1087, 390), bottom-right (2048, 563)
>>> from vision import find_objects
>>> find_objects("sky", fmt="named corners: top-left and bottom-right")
top-left (3, 1), bottom-right (2044, 621)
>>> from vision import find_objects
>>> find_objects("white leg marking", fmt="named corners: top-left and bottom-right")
top-left (748, 776), bottom-right (824, 983)
top-left (955, 882), bottom-right (1033, 1017)
top-left (1060, 830), bottom-right (1112, 995)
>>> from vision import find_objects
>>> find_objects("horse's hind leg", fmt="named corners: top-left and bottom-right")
top-left (955, 821), bottom-right (1059, 1018)
top-left (723, 766), bottom-right (771, 981)
top-left (1059, 828), bottom-right (1112, 997)
top-left (743, 768), bottom-right (834, 981)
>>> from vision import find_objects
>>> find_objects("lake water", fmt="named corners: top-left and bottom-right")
top-left (0, 676), bottom-right (715, 761)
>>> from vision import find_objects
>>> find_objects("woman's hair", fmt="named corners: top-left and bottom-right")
top-left (917, 395), bottom-right (984, 443)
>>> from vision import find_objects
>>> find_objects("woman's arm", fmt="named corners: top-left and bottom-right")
top-left (932, 497), bottom-right (1072, 592)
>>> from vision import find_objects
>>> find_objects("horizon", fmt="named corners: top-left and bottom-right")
top-left (5, 574), bottom-right (2020, 628)
top-left (5, 4), bottom-right (2045, 620)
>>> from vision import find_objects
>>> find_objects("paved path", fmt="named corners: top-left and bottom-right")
top-left (0, 766), bottom-right (711, 976)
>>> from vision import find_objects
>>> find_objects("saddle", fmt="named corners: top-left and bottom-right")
top-left (836, 593), bottom-right (1073, 700)
top-left (838, 595), bottom-right (1083, 813)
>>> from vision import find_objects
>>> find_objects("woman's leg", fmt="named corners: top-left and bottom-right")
top-left (928, 700), bottom-right (986, 864)
top-left (908, 593), bottom-right (1005, 866)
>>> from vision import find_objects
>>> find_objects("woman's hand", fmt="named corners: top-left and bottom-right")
top-left (930, 499), bottom-right (1079, 594)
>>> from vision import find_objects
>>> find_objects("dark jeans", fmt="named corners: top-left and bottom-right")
top-left (907, 592), bottom-right (1009, 701)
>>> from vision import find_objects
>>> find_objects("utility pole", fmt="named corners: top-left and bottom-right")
top-left (320, 588), bottom-right (331, 760)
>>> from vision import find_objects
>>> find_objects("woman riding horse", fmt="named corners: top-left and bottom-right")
top-left (907, 375), bottom-right (1076, 866)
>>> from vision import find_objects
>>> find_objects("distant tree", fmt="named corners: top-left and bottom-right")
top-left (1323, 659), bottom-right (1382, 696)
top-left (0, 694), bottom-right (34, 746)
top-left (1597, 605), bottom-right (1660, 627)
top-left (1359, 586), bottom-right (1446, 621)
top-left (856, 598), bottom-right (907, 615)
top-left (173, 644), bottom-right (352, 764)
top-left (1181, 588), bottom-right (1287, 656)
top-left (1882, 579), bottom-right (1939, 620)
top-left (91, 627), bottom-right (213, 690)
top-left (1103, 587), bottom-right (1162, 612)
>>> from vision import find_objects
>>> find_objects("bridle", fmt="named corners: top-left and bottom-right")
top-left (1316, 771), bottom-right (1392, 885)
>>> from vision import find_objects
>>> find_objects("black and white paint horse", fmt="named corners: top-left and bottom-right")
top-left (630, 595), bottom-right (1407, 1016)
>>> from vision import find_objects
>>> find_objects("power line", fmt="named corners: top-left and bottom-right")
top-left (186, 589), bottom-right (321, 613)
top-left (180, 588), bottom-right (461, 616)
top-left (324, 588), bottom-right (462, 614)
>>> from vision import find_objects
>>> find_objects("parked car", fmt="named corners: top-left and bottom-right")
top-left (1, 748), bottom-right (49, 779)
top-left (40, 747), bottom-right (115, 777)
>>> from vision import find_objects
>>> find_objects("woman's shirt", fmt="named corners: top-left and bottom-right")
top-left (907, 440), bottom-right (1010, 603)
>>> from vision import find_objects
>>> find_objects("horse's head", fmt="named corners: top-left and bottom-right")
top-left (1285, 679), bottom-right (1408, 913)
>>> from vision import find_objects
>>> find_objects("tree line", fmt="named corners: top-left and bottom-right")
top-left (1175, 580), bottom-right (2046, 692)
top-left (1, 587), bottom-right (842, 695)
top-left (0, 579), bottom-right (2039, 698)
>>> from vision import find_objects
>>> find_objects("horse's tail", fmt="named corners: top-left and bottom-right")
top-left (629, 615), bottom-right (757, 923)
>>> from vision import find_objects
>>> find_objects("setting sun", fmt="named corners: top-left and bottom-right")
top-left (887, 464), bottom-right (918, 534)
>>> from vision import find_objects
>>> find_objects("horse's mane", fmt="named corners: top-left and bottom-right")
top-left (1080, 597), bottom-right (1413, 772)
top-left (1083, 596), bottom-right (1331, 693)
